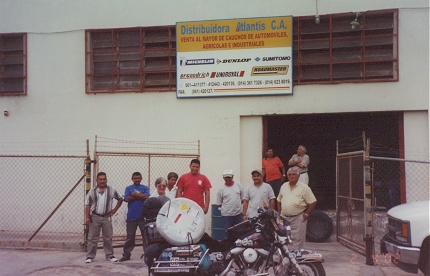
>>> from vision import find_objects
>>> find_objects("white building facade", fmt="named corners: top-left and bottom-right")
top-left (0, 0), bottom-right (429, 207)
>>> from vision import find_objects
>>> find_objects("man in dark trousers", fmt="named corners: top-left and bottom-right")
top-left (119, 171), bottom-right (150, 262)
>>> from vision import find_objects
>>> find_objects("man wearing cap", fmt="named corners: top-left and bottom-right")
top-left (216, 169), bottom-right (243, 230)
top-left (277, 168), bottom-right (317, 250)
top-left (242, 169), bottom-right (276, 221)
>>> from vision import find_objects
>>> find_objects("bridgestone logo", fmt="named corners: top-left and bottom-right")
top-left (251, 66), bottom-right (289, 76)
top-left (210, 71), bottom-right (245, 78)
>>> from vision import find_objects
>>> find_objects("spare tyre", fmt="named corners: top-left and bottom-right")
top-left (156, 198), bottom-right (206, 246)
top-left (306, 210), bottom-right (333, 242)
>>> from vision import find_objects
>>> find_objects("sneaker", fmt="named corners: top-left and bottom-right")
top-left (85, 258), bottom-right (93, 263)
top-left (119, 256), bottom-right (130, 262)
top-left (108, 256), bottom-right (118, 262)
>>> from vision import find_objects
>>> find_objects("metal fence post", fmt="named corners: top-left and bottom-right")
top-left (82, 155), bottom-right (92, 251)
top-left (82, 139), bottom-right (92, 252)
top-left (364, 138), bottom-right (374, 265)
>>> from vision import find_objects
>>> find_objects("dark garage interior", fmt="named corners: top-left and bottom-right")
top-left (264, 112), bottom-right (402, 210)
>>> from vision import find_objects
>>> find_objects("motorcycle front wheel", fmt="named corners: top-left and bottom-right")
top-left (289, 263), bottom-right (326, 276)
top-left (272, 260), bottom-right (326, 276)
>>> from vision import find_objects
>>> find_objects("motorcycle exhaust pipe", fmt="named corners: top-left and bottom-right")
top-left (219, 259), bottom-right (235, 276)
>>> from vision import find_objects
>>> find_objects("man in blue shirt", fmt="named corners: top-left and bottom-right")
top-left (119, 172), bottom-right (150, 262)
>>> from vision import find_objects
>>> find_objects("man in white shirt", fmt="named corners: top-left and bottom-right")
top-left (84, 172), bottom-right (123, 263)
top-left (242, 169), bottom-right (275, 220)
top-left (216, 169), bottom-right (243, 229)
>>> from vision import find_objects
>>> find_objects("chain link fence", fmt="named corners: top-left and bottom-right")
top-left (0, 155), bottom-right (87, 250)
top-left (372, 157), bottom-right (430, 255)
top-left (92, 137), bottom-right (200, 247)
top-left (94, 153), bottom-right (199, 246)
top-left (336, 151), bottom-right (367, 254)
top-left (0, 137), bottom-right (200, 251)
top-left (336, 133), bottom-right (429, 260)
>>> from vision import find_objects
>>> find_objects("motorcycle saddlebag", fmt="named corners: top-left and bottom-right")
top-left (144, 220), bottom-right (164, 245)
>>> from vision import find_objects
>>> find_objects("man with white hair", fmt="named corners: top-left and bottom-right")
top-left (277, 167), bottom-right (317, 250)
top-left (288, 145), bottom-right (310, 185)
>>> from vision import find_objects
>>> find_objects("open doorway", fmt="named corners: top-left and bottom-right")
top-left (263, 112), bottom-right (402, 210)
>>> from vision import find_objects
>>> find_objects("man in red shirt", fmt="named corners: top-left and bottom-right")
top-left (262, 148), bottom-right (286, 199)
top-left (176, 159), bottom-right (212, 214)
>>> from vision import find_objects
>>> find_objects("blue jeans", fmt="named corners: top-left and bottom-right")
top-left (223, 214), bottom-right (243, 230)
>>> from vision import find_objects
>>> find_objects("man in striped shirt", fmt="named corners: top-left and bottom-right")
top-left (84, 172), bottom-right (123, 263)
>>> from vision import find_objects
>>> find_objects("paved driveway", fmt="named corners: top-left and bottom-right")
top-left (0, 241), bottom-right (423, 276)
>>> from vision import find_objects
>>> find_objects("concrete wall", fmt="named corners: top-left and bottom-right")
top-left (0, 0), bottom-right (428, 204)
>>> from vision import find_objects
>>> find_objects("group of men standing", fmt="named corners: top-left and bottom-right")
top-left (217, 145), bottom-right (317, 250)
top-left (83, 146), bottom-right (317, 263)
top-left (83, 159), bottom-right (210, 264)
top-left (84, 171), bottom-right (179, 263)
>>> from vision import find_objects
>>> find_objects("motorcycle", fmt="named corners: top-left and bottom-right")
top-left (146, 202), bottom-right (325, 276)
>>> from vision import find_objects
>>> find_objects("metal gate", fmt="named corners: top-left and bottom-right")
top-left (336, 150), bottom-right (367, 255)
top-left (336, 133), bottom-right (429, 265)
top-left (336, 134), bottom-right (374, 264)
top-left (92, 136), bottom-right (200, 245)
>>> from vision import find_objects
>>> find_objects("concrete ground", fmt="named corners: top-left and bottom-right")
top-left (0, 240), bottom-right (423, 276)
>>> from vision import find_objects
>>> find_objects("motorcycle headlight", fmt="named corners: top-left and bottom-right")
top-left (242, 238), bottom-right (249, 247)
top-left (248, 239), bottom-right (253, 246)
top-left (235, 239), bottom-right (242, 247)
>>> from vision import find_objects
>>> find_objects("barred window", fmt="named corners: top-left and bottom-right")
top-left (293, 9), bottom-right (398, 84)
top-left (85, 26), bottom-right (176, 93)
top-left (0, 34), bottom-right (27, 96)
top-left (85, 10), bottom-right (397, 93)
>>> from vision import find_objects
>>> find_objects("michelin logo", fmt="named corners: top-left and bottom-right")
top-left (180, 57), bottom-right (215, 66)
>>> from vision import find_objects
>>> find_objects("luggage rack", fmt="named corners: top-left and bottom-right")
top-left (151, 248), bottom-right (210, 274)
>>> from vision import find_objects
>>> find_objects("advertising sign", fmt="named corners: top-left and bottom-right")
top-left (176, 16), bottom-right (293, 98)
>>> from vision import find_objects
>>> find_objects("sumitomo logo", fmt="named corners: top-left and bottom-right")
top-left (261, 56), bottom-right (291, 61)
top-left (216, 58), bottom-right (251, 64)
top-left (210, 71), bottom-right (245, 78)
top-left (251, 66), bottom-right (288, 76)
top-left (180, 72), bottom-right (210, 79)
top-left (180, 57), bottom-right (215, 66)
